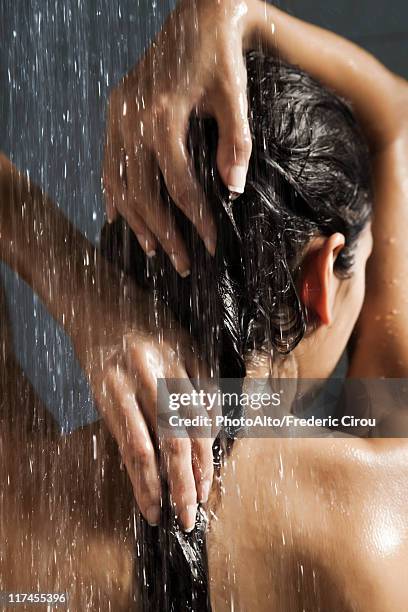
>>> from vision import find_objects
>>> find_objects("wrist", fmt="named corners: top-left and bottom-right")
top-left (235, 0), bottom-right (262, 48)
top-left (242, 0), bottom-right (276, 49)
top-left (194, 0), bottom-right (258, 43)
top-left (65, 251), bottom-right (153, 362)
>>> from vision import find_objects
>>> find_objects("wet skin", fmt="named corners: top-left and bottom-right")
top-left (2, 98), bottom-right (408, 612)
top-left (3, 262), bottom-right (408, 612)
top-left (0, 160), bottom-right (407, 612)
top-left (1, 2), bottom-right (408, 609)
top-left (0, 285), bottom-right (136, 610)
top-left (1, 164), bottom-right (408, 610)
top-left (207, 432), bottom-right (408, 611)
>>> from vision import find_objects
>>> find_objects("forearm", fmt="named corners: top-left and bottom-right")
top-left (245, 1), bottom-right (405, 151)
top-left (0, 155), bottom-right (144, 343)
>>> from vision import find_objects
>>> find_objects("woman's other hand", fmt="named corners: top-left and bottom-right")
top-left (70, 276), bottom-right (215, 532)
top-left (103, 0), bottom-right (254, 276)
top-left (0, 154), bottom-right (215, 533)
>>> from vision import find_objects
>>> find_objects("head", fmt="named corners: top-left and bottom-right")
top-left (102, 51), bottom-right (373, 381)
top-left (204, 51), bottom-right (372, 378)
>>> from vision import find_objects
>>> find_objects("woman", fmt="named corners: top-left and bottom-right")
top-left (100, 0), bottom-right (408, 527)
top-left (101, 48), bottom-right (375, 610)
top-left (0, 1), bottom-right (406, 610)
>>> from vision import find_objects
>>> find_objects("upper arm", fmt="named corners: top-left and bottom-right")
top-left (349, 94), bottom-right (408, 377)
top-left (253, 4), bottom-right (404, 151)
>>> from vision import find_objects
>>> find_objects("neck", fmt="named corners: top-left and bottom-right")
top-left (245, 333), bottom-right (341, 381)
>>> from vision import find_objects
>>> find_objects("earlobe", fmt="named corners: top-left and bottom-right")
top-left (300, 233), bottom-right (345, 326)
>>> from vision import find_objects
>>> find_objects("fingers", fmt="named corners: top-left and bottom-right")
top-left (105, 94), bottom-right (218, 269)
top-left (102, 366), bottom-right (161, 526)
top-left (127, 341), bottom-right (209, 530)
top-left (158, 375), bottom-right (199, 531)
top-left (155, 114), bottom-right (217, 256)
top-left (160, 370), bottom-right (216, 530)
top-left (161, 436), bottom-right (197, 532)
top-left (125, 150), bottom-right (191, 277)
top-left (183, 344), bottom-right (211, 383)
top-left (192, 437), bottom-right (214, 503)
top-left (121, 204), bottom-right (158, 258)
top-left (212, 52), bottom-right (252, 196)
top-left (103, 107), bottom-right (159, 257)
top-left (104, 96), bottom-right (214, 274)
top-left (184, 348), bottom-right (221, 437)
top-left (183, 349), bottom-right (216, 501)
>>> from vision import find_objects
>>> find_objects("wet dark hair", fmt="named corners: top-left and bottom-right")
top-left (101, 52), bottom-right (372, 611)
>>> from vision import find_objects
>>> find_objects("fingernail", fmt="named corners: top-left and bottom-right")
top-left (227, 165), bottom-right (247, 194)
top-left (170, 253), bottom-right (190, 277)
top-left (145, 505), bottom-right (160, 526)
top-left (204, 236), bottom-right (217, 257)
top-left (136, 233), bottom-right (156, 257)
top-left (199, 480), bottom-right (211, 504)
top-left (180, 504), bottom-right (197, 532)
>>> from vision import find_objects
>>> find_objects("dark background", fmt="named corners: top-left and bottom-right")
top-left (0, 1), bottom-right (406, 429)
top-left (283, 0), bottom-right (408, 78)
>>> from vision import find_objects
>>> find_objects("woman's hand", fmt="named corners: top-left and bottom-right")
top-left (0, 154), bottom-right (215, 532)
top-left (103, 0), bottom-right (403, 269)
top-left (103, 0), bottom-right (254, 276)
top-left (68, 274), bottom-right (216, 531)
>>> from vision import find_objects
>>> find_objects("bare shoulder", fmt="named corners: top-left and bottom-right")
top-left (207, 437), bottom-right (408, 611)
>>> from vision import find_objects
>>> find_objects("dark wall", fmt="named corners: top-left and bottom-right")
top-left (0, 1), bottom-right (406, 430)
top-left (282, 0), bottom-right (408, 78)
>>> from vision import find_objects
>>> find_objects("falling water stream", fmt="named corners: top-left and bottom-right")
top-left (1, 1), bottom-right (408, 612)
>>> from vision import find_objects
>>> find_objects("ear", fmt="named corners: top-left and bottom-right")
top-left (300, 233), bottom-right (345, 326)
